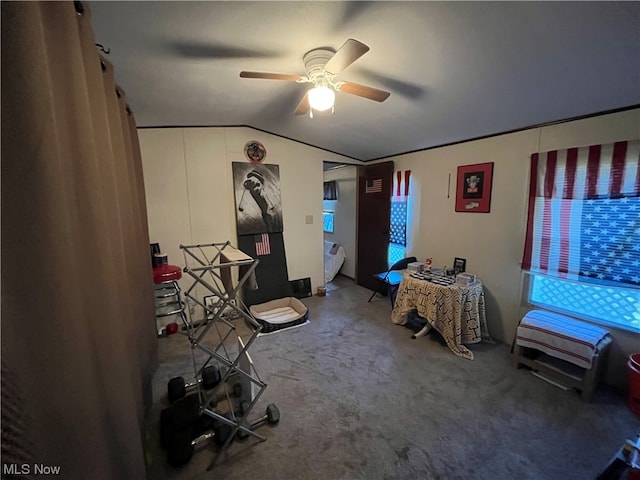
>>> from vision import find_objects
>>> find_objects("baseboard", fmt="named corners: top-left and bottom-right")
top-left (335, 273), bottom-right (355, 280)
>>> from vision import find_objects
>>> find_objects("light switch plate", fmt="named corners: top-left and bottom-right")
top-left (305, 215), bottom-right (313, 224)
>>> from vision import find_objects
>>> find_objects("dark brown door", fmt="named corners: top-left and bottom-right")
top-left (356, 161), bottom-right (394, 290)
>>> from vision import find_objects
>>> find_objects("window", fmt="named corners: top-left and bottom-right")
top-left (323, 181), bottom-right (337, 200)
top-left (323, 210), bottom-right (334, 233)
top-left (522, 140), bottom-right (640, 332)
top-left (390, 200), bottom-right (407, 247)
top-left (388, 243), bottom-right (406, 267)
top-left (528, 273), bottom-right (640, 333)
top-left (388, 170), bottom-right (411, 266)
top-left (388, 200), bottom-right (407, 266)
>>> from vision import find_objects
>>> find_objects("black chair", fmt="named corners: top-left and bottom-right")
top-left (367, 256), bottom-right (417, 307)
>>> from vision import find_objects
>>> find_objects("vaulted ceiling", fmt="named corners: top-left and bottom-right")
top-left (88, 1), bottom-right (640, 161)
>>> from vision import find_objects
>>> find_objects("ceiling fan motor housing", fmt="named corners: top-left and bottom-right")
top-left (303, 48), bottom-right (336, 84)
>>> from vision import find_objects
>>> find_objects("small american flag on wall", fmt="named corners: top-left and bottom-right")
top-left (255, 233), bottom-right (271, 256)
top-left (365, 178), bottom-right (383, 194)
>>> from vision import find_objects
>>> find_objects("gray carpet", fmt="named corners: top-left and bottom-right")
top-left (145, 276), bottom-right (638, 479)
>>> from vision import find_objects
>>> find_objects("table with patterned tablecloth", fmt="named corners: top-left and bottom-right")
top-left (391, 274), bottom-right (491, 360)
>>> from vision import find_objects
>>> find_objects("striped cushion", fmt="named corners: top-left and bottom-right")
top-left (249, 297), bottom-right (309, 334)
top-left (516, 310), bottom-right (609, 369)
top-left (253, 306), bottom-right (302, 324)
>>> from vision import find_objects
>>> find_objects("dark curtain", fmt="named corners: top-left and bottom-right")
top-left (1, 2), bottom-right (157, 477)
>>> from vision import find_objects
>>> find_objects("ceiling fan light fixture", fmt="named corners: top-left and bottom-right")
top-left (308, 86), bottom-right (335, 112)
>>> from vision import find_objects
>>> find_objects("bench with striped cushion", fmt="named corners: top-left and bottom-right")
top-left (512, 309), bottom-right (611, 401)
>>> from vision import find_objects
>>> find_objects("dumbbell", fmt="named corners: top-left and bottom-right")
top-left (167, 365), bottom-right (221, 403)
top-left (204, 382), bottom-right (243, 409)
top-left (200, 404), bottom-right (252, 447)
top-left (160, 393), bottom-right (201, 449)
top-left (166, 412), bottom-right (236, 466)
top-left (167, 428), bottom-right (214, 467)
top-left (160, 392), bottom-right (225, 446)
top-left (236, 403), bottom-right (280, 440)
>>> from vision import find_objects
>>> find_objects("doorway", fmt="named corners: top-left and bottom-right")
top-left (323, 162), bottom-right (357, 283)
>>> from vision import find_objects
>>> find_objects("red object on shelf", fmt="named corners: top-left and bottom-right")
top-left (153, 264), bottom-right (182, 284)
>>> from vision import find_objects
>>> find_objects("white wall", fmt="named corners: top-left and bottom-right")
top-left (139, 127), bottom-right (353, 302)
top-left (389, 108), bottom-right (640, 389)
top-left (323, 165), bottom-right (357, 278)
top-left (139, 112), bottom-right (639, 389)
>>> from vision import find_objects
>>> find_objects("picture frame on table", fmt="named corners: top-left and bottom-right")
top-left (453, 257), bottom-right (466, 275)
top-left (455, 162), bottom-right (494, 213)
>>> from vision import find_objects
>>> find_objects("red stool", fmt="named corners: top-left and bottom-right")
top-left (153, 263), bottom-right (187, 337)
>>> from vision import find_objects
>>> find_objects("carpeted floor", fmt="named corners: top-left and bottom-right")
top-left (145, 275), bottom-right (638, 479)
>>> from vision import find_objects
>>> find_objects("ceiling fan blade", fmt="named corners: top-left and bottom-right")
top-left (294, 92), bottom-right (310, 115)
top-left (324, 39), bottom-right (369, 75)
top-left (354, 67), bottom-right (426, 100)
top-left (338, 82), bottom-right (390, 102)
top-left (170, 42), bottom-right (280, 59)
top-left (331, 2), bottom-right (375, 33)
top-left (240, 71), bottom-right (304, 82)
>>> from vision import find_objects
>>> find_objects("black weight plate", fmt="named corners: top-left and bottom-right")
top-left (171, 394), bottom-right (200, 431)
top-left (167, 377), bottom-right (186, 403)
top-left (266, 404), bottom-right (280, 424)
top-left (213, 413), bottom-right (234, 447)
top-left (236, 418), bottom-right (250, 440)
top-left (167, 427), bottom-right (194, 467)
top-left (194, 412), bottom-right (214, 437)
top-left (201, 366), bottom-right (221, 390)
top-left (160, 407), bottom-right (174, 449)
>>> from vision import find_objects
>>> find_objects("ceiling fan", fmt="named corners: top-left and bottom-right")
top-left (239, 39), bottom-right (391, 117)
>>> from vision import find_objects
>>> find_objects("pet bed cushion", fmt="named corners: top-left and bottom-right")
top-left (249, 296), bottom-right (309, 334)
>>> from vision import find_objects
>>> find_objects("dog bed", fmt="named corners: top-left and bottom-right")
top-left (249, 297), bottom-right (309, 334)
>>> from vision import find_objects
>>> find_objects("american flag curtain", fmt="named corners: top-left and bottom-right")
top-left (521, 140), bottom-right (640, 286)
top-left (394, 170), bottom-right (411, 199)
top-left (390, 170), bottom-right (411, 246)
